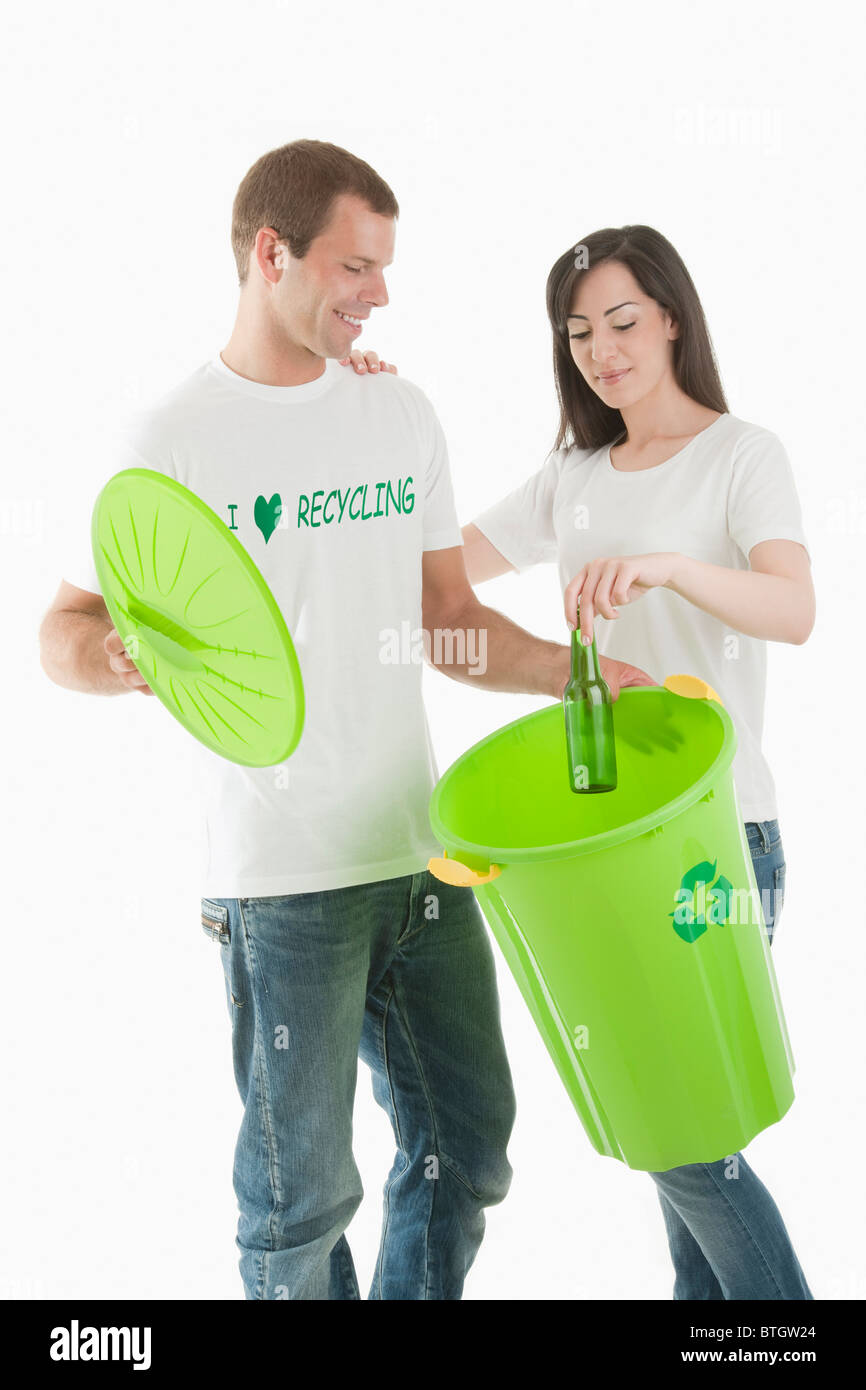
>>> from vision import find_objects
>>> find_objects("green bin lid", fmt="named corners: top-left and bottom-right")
top-left (91, 468), bottom-right (304, 766)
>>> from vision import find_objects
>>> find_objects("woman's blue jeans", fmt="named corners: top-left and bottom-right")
top-left (647, 818), bottom-right (813, 1300)
top-left (201, 872), bottom-right (516, 1300)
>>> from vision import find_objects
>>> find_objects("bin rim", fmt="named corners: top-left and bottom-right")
top-left (429, 685), bottom-right (736, 867)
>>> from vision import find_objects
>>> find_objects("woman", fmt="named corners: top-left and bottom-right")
top-left (341, 224), bottom-right (815, 1300)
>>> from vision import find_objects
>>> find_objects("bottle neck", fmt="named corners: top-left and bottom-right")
top-left (570, 622), bottom-right (603, 681)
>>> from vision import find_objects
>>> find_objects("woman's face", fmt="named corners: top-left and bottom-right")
top-left (567, 261), bottom-right (678, 408)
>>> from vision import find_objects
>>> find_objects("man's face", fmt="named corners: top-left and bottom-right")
top-left (273, 192), bottom-right (395, 359)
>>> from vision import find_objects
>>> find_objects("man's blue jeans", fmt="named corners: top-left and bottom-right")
top-left (648, 818), bottom-right (813, 1300)
top-left (201, 871), bottom-right (516, 1299)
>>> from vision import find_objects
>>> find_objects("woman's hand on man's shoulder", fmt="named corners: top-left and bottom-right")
top-left (338, 349), bottom-right (398, 375)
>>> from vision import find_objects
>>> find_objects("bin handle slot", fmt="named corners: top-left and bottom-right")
top-left (664, 673), bottom-right (724, 705)
top-left (428, 856), bottom-right (502, 887)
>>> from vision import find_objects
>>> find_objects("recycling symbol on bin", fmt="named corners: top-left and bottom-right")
top-left (670, 859), bottom-right (734, 944)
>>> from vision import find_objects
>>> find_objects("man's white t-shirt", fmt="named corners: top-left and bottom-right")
top-left (471, 412), bottom-right (811, 824)
top-left (62, 353), bottom-right (463, 896)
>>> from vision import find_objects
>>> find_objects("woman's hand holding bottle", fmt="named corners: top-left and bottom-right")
top-left (565, 553), bottom-right (681, 644)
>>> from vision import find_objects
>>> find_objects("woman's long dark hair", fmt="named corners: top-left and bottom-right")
top-left (546, 225), bottom-right (729, 452)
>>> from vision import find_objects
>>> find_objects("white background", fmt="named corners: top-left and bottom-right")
top-left (3, 0), bottom-right (863, 1300)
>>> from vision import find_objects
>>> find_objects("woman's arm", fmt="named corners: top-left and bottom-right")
top-left (461, 523), bottom-right (517, 583)
top-left (566, 539), bottom-right (815, 646)
top-left (666, 539), bottom-right (815, 645)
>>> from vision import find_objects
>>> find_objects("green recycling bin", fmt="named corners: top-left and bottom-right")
top-left (428, 674), bottom-right (796, 1171)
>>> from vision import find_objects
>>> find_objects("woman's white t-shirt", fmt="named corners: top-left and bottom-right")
top-left (471, 412), bottom-right (811, 823)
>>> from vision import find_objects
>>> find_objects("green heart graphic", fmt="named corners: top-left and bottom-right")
top-left (254, 493), bottom-right (282, 543)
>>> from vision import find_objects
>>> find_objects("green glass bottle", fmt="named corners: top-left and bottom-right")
top-left (563, 606), bottom-right (617, 793)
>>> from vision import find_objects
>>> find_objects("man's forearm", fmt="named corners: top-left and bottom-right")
top-left (422, 597), bottom-right (569, 698)
top-left (39, 611), bottom-right (128, 695)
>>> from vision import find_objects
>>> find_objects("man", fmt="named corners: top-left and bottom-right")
top-left (39, 139), bottom-right (651, 1300)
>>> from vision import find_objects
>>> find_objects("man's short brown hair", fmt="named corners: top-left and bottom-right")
top-left (230, 139), bottom-right (399, 285)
